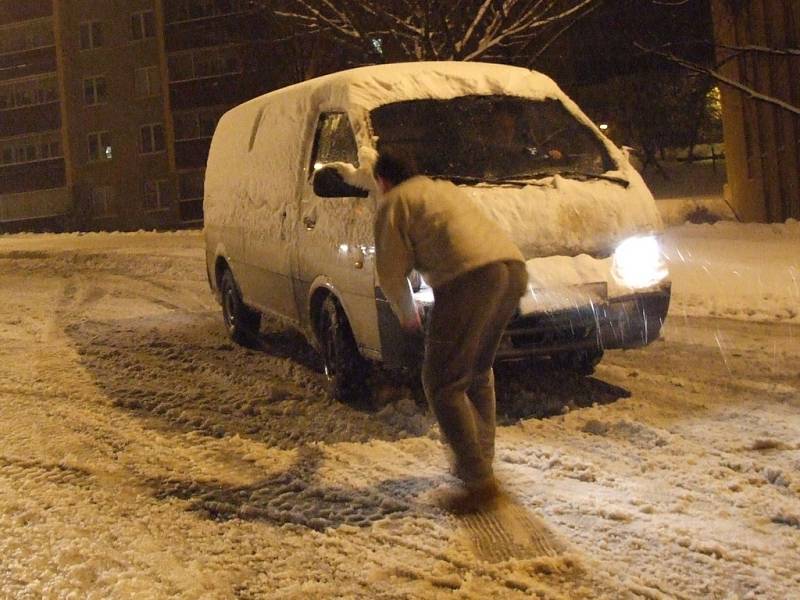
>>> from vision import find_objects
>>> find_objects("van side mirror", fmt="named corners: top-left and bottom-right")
top-left (313, 165), bottom-right (369, 198)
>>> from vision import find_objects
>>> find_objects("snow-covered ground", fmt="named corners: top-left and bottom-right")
top-left (663, 220), bottom-right (800, 324)
top-left (0, 223), bottom-right (798, 599)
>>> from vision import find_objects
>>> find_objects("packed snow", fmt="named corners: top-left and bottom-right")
top-left (0, 220), bottom-right (798, 599)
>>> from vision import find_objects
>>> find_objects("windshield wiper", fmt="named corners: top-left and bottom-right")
top-left (429, 174), bottom-right (485, 185)
top-left (430, 171), bottom-right (629, 188)
top-left (553, 170), bottom-right (629, 187)
top-left (430, 174), bottom-right (544, 187)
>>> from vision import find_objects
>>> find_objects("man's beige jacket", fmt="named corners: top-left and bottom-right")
top-left (375, 175), bottom-right (525, 324)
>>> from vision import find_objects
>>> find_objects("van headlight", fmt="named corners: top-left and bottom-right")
top-left (612, 235), bottom-right (667, 289)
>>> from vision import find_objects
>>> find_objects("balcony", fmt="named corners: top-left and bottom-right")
top-left (0, 46), bottom-right (56, 82)
top-left (0, 158), bottom-right (66, 195)
top-left (0, 0), bottom-right (52, 28)
top-left (0, 102), bottom-right (60, 137)
top-left (0, 185), bottom-right (71, 223)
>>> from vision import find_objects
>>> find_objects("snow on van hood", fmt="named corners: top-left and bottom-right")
top-left (462, 167), bottom-right (662, 259)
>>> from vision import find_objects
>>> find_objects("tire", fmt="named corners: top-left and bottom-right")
top-left (220, 268), bottom-right (261, 346)
top-left (551, 348), bottom-right (604, 376)
top-left (318, 296), bottom-right (370, 403)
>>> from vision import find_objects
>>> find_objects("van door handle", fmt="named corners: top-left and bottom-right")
top-left (353, 247), bottom-right (365, 269)
top-left (303, 216), bottom-right (316, 230)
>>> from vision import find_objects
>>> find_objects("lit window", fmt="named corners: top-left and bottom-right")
top-left (88, 131), bottom-right (112, 162)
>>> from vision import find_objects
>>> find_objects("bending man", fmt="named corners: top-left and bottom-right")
top-left (373, 153), bottom-right (528, 509)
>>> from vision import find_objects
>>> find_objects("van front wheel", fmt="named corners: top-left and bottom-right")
top-left (220, 268), bottom-right (261, 345)
top-left (318, 296), bottom-right (370, 403)
top-left (551, 348), bottom-right (604, 376)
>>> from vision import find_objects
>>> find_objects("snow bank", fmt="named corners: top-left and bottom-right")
top-left (641, 159), bottom-right (733, 226)
top-left (657, 196), bottom-right (736, 227)
top-left (664, 219), bottom-right (800, 323)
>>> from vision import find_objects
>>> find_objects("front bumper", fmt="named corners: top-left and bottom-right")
top-left (496, 286), bottom-right (671, 359)
top-left (376, 285), bottom-right (670, 369)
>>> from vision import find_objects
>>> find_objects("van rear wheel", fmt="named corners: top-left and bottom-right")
top-left (220, 268), bottom-right (261, 345)
top-left (318, 296), bottom-right (370, 403)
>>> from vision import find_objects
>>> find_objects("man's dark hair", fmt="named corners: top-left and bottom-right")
top-left (374, 152), bottom-right (415, 186)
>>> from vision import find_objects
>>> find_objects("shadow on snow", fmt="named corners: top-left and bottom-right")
top-left (147, 445), bottom-right (440, 531)
top-left (64, 310), bottom-right (630, 449)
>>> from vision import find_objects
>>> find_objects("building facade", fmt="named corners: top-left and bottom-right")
top-left (711, 0), bottom-right (800, 222)
top-left (0, 0), bottom-right (280, 232)
top-left (0, 0), bottom-right (68, 229)
top-left (163, 0), bottom-right (276, 224)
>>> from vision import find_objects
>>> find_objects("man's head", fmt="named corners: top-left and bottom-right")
top-left (373, 152), bottom-right (414, 194)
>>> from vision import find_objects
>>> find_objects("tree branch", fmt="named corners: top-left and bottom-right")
top-left (275, 0), bottom-right (603, 63)
top-left (716, 43), bottom-right (800, 57)
top-left (635, 43), bottom-right (800, 117)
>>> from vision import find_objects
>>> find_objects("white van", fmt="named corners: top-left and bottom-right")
top-left (204, 62), bottom-right (670, 398)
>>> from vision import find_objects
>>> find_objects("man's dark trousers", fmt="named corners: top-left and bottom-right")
top-left (422, 260), bottom-right (528, 485)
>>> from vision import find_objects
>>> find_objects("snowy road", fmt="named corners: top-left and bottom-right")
top-left (0, 231), bottom-right (798, 599)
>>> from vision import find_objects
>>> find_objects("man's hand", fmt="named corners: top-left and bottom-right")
top-left (401, 306), bottom-right (422, 333)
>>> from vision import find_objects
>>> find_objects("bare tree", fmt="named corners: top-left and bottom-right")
top-left (272, 0), bottom-right (602, 65)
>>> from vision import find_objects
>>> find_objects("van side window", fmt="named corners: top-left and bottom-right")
top-left (309, 112), bottom-right (359, 175)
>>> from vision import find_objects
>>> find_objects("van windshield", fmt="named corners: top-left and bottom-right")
top-left (370, 95), bottom-right (616, 184)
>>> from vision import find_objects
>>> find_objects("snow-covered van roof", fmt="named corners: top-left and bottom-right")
top-left (235, 61), bottom-right (565, 114)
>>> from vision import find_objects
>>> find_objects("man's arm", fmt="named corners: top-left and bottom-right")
top-left (375, 199), bottom-right (419, 329)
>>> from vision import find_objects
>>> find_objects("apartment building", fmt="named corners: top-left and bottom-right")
top-left (0, 0), bottom-right (67, 230)
top-left (0, 0), bottom-right (277, 232)
top-left (163, 0), bottom-right (275, 223)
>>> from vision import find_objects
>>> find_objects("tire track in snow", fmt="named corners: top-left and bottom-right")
top-left (0, 456), bottom-right (95, 491)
